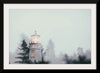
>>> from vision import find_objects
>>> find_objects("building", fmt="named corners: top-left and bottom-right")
top-left (29, 31), bottom-right (43, 62)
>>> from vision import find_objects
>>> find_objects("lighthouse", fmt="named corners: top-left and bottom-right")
top-left (29, 30), bottom-right (43, 62)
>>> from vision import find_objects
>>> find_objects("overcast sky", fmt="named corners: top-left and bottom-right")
top-left (9, 9), bottom-right (91, 56)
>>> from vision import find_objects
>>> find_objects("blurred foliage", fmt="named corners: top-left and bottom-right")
top-left (65, 55), bottom-right (91, 64)
top-left (15, 40), bottom-right (31, 64)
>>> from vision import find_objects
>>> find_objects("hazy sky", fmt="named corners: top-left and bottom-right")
top-left (9, 9), bottom-right (91, 56)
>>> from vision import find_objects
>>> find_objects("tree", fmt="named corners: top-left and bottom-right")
top-left (72, 55), bottom-right (91, 64)
top-left (63, 50), bottom-right (91, 64)
top-left (15, 40), bottom-right (32, 64)
top-left (64, 55), bottom-right (91, 64)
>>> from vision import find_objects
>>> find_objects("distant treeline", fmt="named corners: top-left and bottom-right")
top-left (10, 39), bottom-right (91, 64)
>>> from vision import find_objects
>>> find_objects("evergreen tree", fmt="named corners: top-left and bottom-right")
top-left (72, 55), bottom-right (91, 64)
top-left (15, 40), bottom-right (32, 64)
top-left (64, 55), bottom-right (91, 64)
top-left (64, 48), bottom-right (91, 64)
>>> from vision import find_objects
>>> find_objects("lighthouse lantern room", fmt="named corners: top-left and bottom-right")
top-left (31, 30), bottom-right (40, 43)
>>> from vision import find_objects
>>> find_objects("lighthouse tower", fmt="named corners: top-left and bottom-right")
top-left (29, 30), bottom-right (43, 62)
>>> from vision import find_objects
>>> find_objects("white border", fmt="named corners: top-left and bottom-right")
top-left (4, 4), bottom-right (96, 69)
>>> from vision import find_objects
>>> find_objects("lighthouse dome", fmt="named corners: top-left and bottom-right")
top-left (31, 30), bottom-right (40, 43)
